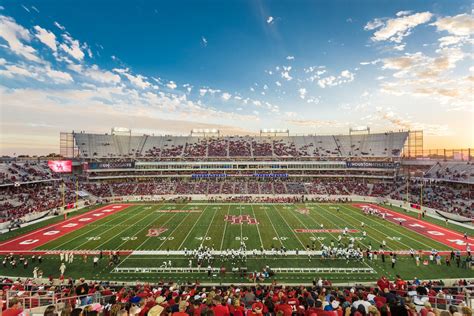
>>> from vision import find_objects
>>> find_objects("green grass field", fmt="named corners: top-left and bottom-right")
top-left (1, 202), bottom-right (473, 284)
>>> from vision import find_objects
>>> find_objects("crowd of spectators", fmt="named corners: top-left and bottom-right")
top-left (0, 162), bottom-right (59, 185)
top-left (424, 163), bottom-right (473, 183)
top-left (0, 182), bottom-right (77, 223)
top-left (389, 179), bottom-right (472, 218)
top-left (72, 132), bottom-right (410, 159)
top-left (1, 276), bottom-right (472, 316)
top-left (0, 175), bottom-right (471, 225)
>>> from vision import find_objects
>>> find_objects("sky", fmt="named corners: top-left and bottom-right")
top-left (0, 0), bottom-right (473, 156)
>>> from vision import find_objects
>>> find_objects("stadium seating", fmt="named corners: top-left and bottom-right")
top-left (425, 162), bottom-right (474, 183)
top-left (0, 182), bottom-right (77, 223)
top-left (1, 276), bottom-right (472, 315)
top-left (0, 161), bottom-right (59, 185)
top-left (73, 132), bottom-right (409, 159)
top-left (1, 169), bottom-right (471, 222)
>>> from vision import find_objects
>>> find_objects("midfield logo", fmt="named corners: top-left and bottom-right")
top-left (146, 227), bottom-right (168, 236)
top-left (224, 215), bottom-right (259, 225)
top-left (296, 208), bottom-right (309, 215)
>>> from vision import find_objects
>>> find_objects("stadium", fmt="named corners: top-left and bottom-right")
top-left (0, 1), bottom-right (473, 315)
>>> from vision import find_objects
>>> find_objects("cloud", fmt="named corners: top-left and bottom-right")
top-left (306, 96), bottom-right (320, 104)
top-left (0, 64), bottom-right (38, 79)
top-left (298, 88), bottom-right (307, 99)
top-left (372, 108), bottom-right (453, 136)
top-left (340, 70), bottom-right (354, 79)
top-left (166, 81), bottom-right (177, 90)
top-left (286, 55), bottom-right (295, 60)
top-left (44, 67), bottom-right (74, 83)
top-left (0, 85), bottom-right (260, 155)
top-left (286, 119), bottom-right (342, 128)
top-left (432, 13), bottom-right (474, 36)
top-left (125, 73), bottom-right (150, 89)
top-left (379, 47), bottom-right (470, 111)
top-left (317, 70), bottom-right (355, 88)
top-left (396, 11), bottom-right (412, 17)
top-left (78, 64), bottom-right (121, 84)
top-left (438, 35), bottom-right (468, 47)
top-left (199, 88), bottom-right (207, 96)
top-left (111, 68), bottom-right (149, 88)
top-left (0, 15), bottom-right (41, 62)
top-left (382, 49), bottom-right (464, 79)
top-left (59, 34), bottom-right (85, 61)
top-left (33, 26), bottom-right (57, 52)
top-left (366, 11), bottom-right (433, 43)
top-left (266, 16), bottom-right (274, 24)
top-left (201, 36), bottom-right (208, 47)
top-left (359, 59), bottom-right (381, 66)
top-left (54, 21), bottom-right (65, 31)
top-left (0, 62), bottom-right (73, 83)
top-left (275, 81), bottom-right (281, 87)
top-left (281, 66), bottom-right (293, 81)
top-left (221, 92), bottom-right (232, 101)
top-left (21, 5), bottom-right (30, 13)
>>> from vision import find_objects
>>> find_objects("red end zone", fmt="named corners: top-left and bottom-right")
top-left (0, 204), bottom-right (131, 253)
top-left (352, 204), bottom-right (473, 251)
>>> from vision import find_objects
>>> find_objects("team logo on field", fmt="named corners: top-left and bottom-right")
top-left (155, 210), bottom-right (201, 213)
top-left (295, 229), bottom-right (359, 233)
top-left (146, 227), bottom-right (168, 236)
top-left (224, 215), bottom-right (259, 225)
top-left (296, 208), bottom-right (309, 215)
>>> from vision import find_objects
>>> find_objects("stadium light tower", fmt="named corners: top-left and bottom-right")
top-left (260, 129), bottom-right (290, 137)
top-left (349, 126), bottom-right (370, 135)
top-left (191, 128), bottom-right (220, 137)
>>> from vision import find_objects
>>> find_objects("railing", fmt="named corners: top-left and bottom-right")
top-left (5, 290), bottom-right (115, 313)
top-left (403, 148), bottom-right (472, 161)
top-left (3, 284), bottom-right (473, 311)
top-left (111, 266), bottom-right (376, 274)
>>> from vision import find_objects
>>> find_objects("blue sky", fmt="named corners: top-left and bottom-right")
top-left (0, 0), bottom-right (472, 155)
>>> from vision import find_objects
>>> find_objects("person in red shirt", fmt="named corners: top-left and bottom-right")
top-left (191, 299), bottom-right (203, 316)
top-left (229, 299), bottom-right (245, 316)
top-left (275, 299), bottom-right (293, 316)
top-left (2, 298), bottom-right (23, 316)
top-left (305, 299), bottom-right (319, 316)
top-left (312, 301), bottom-right (338, 316)
top-left (212, 296), bottom-right (230, 316)
top-left (247, 302), bottom-right (264, 316)
top-left (377, 276), bottom-right (390, 292)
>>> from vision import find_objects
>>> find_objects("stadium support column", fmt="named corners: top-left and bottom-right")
top-left (420, 175), bottom-right (424, 212)
top-left (75, 179), bottom-right (79, 206)
top-left (406, 176), bottom-right (409, 205)
top-left (62, 181), bottom-right (65, 210)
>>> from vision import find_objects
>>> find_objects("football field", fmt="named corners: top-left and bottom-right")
top-left (0, 202), bottom-right (473, 284)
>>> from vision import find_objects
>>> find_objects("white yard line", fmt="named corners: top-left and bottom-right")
top-left (340, 205), bottom-right (435, 250)
top-left (178, 205), bottom-right (210, 250)
top-left (239, 205), bottom-right (243, 240)
top-left (219, 205), bottom-right (232, 250)
top-left (49, 206), bottom-right (140, 250)
top-left (284, 205), bottom-right (324, 247)
top-left (201, 204), bottom-right (220, 244)
top-left (309, 204), bottom-right (373, 249)
top-left (156, 211), bottom-right (195, 250)
top-left (114, 211), bottom-right (182, 268)
top-left (92, 205), bottom-right (168, 250)
top-left (250, 204), bottom-right (264, 249)
top-left (270, 205), bottom-right (306, 249)
top-left (261, 206), bottom-right (284, 248)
